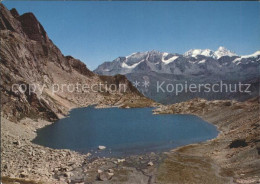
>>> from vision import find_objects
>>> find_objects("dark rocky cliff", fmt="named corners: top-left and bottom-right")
top-left (0, 4), bottom-right (153, 122)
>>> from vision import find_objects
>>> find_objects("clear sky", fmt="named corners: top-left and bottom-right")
top-left (3, 1), bottom-right (260, 70)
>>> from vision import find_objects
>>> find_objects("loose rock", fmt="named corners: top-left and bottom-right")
top-left (98, 172), bottom-right (113, 181)
top-left (98, 145), bottom-right (106, 150)
top-left (148, 161), bottom-right (154, 166)
top-left (117, 159), bottom-right (125, 163)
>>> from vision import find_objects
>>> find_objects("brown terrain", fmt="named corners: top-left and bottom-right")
top-left (154, 98), bottom-right (260, 184)
top-left (1, 3), bottom-right (260, 184)
top-left (0, 4), bottom-right (154, 123)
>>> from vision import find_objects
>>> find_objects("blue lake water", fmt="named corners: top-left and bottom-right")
top-left (32, 106), bottom-right (218, 157)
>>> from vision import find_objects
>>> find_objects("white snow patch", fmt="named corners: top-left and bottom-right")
top-left (232, 58), bottom-right (241, 63)
top-left (162, 53), bottom-right (179, 64)
top-left (241, 51), bottom-right (260, 58)
top-left (126, 52), bottom-right (137, 59)
top-left (214, 46), bottom-right (237, 59)
top-left (121, 60), bottom-right (144, 69)
top-left (231, 50), bottom-right (260, 64)
top-left (184, 49), bottom-right (214, 58)
top-left (184, 47), bottom-right (237, 59)
top-left (198, 59), bottom-right (206, 64)
top-left (201, 49), bottom-right (213, 57)
top-left (163, 52), bottom-right (169, 56)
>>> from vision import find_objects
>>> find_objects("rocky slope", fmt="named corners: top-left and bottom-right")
top-left (0, 4), bottom-right (154, 122)
top-left (154, 97), bottom-right (260, 184)
top-left (0, 3), bottom-right (154, 183)
top-left (95, 49), bottom-right (260, 104)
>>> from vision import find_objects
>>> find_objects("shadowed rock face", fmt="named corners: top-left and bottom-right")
top-left (229, 139), bottom-right (248, 148)
top-left (0, 4), bottom-right (153, 122)
top-left (18, 12), bottom-right (49, 43)
top-left (10, 8), bottom-right (19, 18)
top-left (65, 56), bottom-right (94, 77)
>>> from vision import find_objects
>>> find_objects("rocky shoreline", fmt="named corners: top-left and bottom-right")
top-left (1, 104), bottom-right (161, 184)
top-left (1, 98), bottom-right (260, 184)
top-left (154, 98), bottom-right (260, 184)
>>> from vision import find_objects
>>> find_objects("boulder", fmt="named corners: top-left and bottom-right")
top-left (19, 171), bottom-right (28, 178)
top-left (64, 171), bottom-right (74, 178)
top-left (98, 145), bottom-right (106, 150)
top-left (147, 161), bottom-right (154, 166)
top-left (86, 152), bottom-right (92, 157)
top-left (108, 169), bottom-right (114, 173)
top-left (98, 172), bottom-right (113, 181)
top-left (117, 159), bottom-right (125, 163)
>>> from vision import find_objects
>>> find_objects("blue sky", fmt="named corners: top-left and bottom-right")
top-left (3, 1), bottom-right (260, 70)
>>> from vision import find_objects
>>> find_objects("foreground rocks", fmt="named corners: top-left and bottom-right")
top-left (1, 118), bottom-right (85, 183)
top-left (1, 117), bottom-right (161, 184)
top-left (1, 97), bottom-right (259, 183)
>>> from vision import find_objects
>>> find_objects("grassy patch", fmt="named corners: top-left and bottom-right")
top-left (156, 153), bottom-right (231, 184)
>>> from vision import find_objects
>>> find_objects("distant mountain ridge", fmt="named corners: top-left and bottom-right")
top-left (184, 46), bottom-right (237, 59)
top-left (95, 47), bottom-right (259, 76)
top-left (95, 48), bottom-right (260, 104)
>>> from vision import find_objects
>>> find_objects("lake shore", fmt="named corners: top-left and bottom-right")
top-left (1, 98), bottom-right (259, 184)
top-left (154, 97), bottom-right (260, 184)
top-left (1, 115), bottom-right (164, 184)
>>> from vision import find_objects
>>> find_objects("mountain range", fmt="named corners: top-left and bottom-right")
top-left (95, 47), bottom-right (260, 104)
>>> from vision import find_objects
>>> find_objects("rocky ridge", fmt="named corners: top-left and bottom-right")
top-left (0, 4), bottom-right (154, 122)
top-left (0, 4), bottom-right (154, 183)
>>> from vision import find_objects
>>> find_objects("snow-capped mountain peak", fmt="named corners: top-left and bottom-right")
top-left (184, 49), bottom-right (215, 58)
top-left (125, 52), bottom-right (137, 59)
top-left (241, 50), bottom-right (260, 58)
top-left (94, 48), bottom-right (259, 78)
top-left (184, 46), bottom-right (237, 59)
top-left (214, 46), bottom-right (237, 59)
